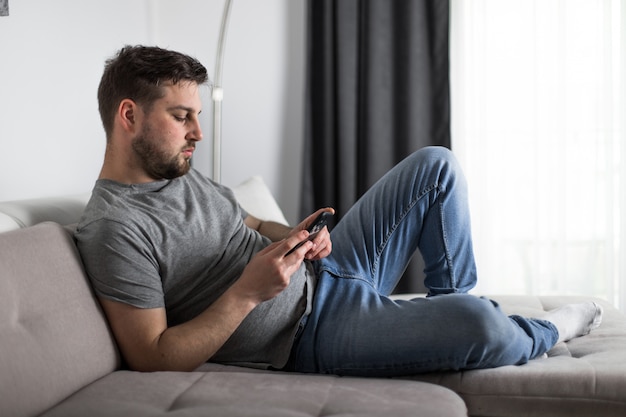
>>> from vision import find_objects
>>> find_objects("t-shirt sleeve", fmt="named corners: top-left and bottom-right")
top-left (76, 219), bottom-right (165, 309)
top-left (211, 180), bottom-right (249, 220)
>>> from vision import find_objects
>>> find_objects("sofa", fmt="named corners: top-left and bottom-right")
top-left (2, 176), bottom-right (626, 417)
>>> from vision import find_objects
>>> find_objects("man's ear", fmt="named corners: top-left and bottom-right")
top-left (117, 99), bottom-right (139, 134)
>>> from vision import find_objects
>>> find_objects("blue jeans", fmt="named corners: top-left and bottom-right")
top-left (291, 147), bottom-right (558, 376)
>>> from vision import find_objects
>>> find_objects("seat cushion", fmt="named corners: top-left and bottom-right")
top-left (41, 368), bottom-right (467, 417)
top-left (403, 295), bottom-right (626, 417)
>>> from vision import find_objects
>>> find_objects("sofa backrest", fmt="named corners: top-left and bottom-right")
top-left (0, 194), bottom-right (91, 233)
top-left (0, 176), bottom-right (289, 234)
top-left (0, 222), bottom-right (120, 417)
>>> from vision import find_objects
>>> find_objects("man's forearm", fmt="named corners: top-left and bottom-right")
top-left (244, 215), bottom-right (292, 242)
top-left (105, 284), bottom-right (260, 373)
top-left (257, 220), bottom-right (292, 242)
top-left (150, 288), bottom-right (258, 371)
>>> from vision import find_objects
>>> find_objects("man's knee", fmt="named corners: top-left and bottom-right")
top-left (458, 296), bottom-right (531, 366)
top-left (414, 146), bottom-right (457, 164)
top-left (411, 146), bottom-right (464, 186)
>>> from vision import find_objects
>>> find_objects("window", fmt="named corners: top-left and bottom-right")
top-left (450, 0), bottom-right (625, 310)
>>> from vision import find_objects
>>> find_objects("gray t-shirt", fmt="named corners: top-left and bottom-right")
top-left (75, 169), bottom-right (314, 369)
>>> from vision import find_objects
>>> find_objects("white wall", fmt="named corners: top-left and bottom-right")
top-left (0, 0), bottom-right (306, 224)
top-left (0, 0), bottom-right (151, 200)
top-left (152, 0), bottom-right (306, 224)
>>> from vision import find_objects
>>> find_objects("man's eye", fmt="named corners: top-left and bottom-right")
top-left (174, 115), bottom-right (187, 122)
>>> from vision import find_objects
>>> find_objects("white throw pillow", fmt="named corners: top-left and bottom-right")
top-left (232, 176), bottom-right (289, 226)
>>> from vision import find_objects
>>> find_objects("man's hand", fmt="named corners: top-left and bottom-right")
top-left (235, 207), bottom-right (334, 303)
top-left (244, 208), bottom-right (334, 261)
top-left (232, 230), bottom-right (315, 304)
top-left (287, 208), bottom-right (334, 261)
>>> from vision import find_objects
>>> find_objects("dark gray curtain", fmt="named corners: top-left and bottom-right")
top-left (300, 0), bottom-right (451, 293)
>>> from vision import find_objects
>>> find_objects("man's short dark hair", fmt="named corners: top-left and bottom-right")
top-left (97, 45), bottom-right (209, 139)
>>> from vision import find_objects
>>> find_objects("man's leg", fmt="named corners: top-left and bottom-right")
top-left (293, 146), bottom-right (503, 375)
top-left (321, 146), bottom-right (477, 296)
top-left (292, 146), bottom-right (601, 376)
top-left (294, 277), bottom-right (558, 376)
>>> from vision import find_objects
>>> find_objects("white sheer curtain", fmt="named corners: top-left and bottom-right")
top-left (450, 0), bottom-right (625, 311)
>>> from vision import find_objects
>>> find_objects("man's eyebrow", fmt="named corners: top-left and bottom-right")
top-left (167, 105), bottom-right (202, 115)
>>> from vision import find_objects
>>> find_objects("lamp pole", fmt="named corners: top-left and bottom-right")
top-left (212, 0), bottom-right (234, 183)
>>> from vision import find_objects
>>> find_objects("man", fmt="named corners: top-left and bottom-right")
top-left (76, 45), bottom-right (602, 376)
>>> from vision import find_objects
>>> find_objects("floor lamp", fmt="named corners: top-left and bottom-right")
top-left (212, 0), bottom-right (234, 183)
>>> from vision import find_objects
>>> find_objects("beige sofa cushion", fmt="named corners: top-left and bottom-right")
top-left (0, 222), bottom-right (120, 417)
top-left (41, 367), bottom-right (467, 417)
top-left (404, 295), bottom-right (626, 417)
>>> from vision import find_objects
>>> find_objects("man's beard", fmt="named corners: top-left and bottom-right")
top-left (131, 125), bottom-right (192, 180)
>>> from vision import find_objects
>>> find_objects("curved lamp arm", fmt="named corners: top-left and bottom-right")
top-left (212, 0), bottom-right (234, 183)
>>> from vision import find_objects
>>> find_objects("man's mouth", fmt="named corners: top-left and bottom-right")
top-left (182, 146), bottom-right (195, 158)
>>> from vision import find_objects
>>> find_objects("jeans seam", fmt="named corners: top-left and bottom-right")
top-left (439, 194), bottom-right (457, 290)
top-left (316, 264), bottom-right (374, 286)
top-left (371, 182), bottom-right (439, 280)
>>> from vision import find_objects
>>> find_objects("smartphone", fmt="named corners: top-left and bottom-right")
top-left (285, 211), bottom-right (333, 256)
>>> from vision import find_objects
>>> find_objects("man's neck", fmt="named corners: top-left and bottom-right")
top-left (98, 147), bottom-right (157, 185)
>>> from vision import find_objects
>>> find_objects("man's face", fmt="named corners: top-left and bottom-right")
top-left (131, 82), bottom-right (203, 180)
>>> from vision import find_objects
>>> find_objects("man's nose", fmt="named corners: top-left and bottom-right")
top-left (187, 120), bottom-right (203, 142)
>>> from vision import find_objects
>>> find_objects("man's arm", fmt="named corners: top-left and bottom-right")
top-left (100, 209), bottom-right (334, 372)
top-left (244, 215), bottom-right (291, 242)
top-left (99, 229), bottom-right (315, 372)
top-left (99, 287), bottom-right (257, 371)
